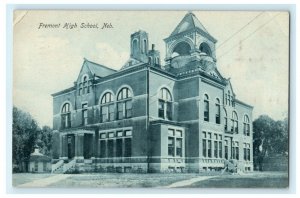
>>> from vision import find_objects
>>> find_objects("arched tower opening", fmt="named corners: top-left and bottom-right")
top-left (199, 42), bottom-right (212, 56)
top-left (171, 42), bottom-right (191, 58)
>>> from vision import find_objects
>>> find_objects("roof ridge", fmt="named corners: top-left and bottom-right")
top-left (84, 58), bottom-right (117, 72)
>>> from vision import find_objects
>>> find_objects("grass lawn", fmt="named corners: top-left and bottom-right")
top-left (12, 171), bottom-right (288, 188)
top-left (12, 173), bottom-right (53, 186)
top-left (184, 171), bottom-right (288, 188)
top-left (47, 173), bottom-right (201, 188)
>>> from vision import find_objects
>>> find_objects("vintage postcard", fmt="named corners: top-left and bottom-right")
top-left (12, 10), bottom-right (289, 188)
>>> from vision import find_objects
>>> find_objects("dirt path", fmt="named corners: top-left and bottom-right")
top-left (17, 174), bottom-right (71, 188)
top-left (165, 176), bottom-right (217, 188)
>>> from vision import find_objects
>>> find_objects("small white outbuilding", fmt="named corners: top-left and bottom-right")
top-left (28, 145), bottom-right (51, 173)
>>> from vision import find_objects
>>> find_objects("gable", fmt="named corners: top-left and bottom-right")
top-left (76, 61), bottom-right (93, 83)
top-left (225, 79), bottom-right (235, 97)
top-left (76, 58), bottom-right (117, 83)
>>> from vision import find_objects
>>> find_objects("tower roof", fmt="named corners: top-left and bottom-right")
top-left (169, 12), bottom-right (216, 42)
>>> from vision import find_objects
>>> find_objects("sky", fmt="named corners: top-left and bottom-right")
top-left (13, 11), bottom-right (289, 127)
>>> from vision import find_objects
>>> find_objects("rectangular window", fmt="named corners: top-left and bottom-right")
top-left (208, 132), bottom-right (212, 139)
top-left (175, 130), bottom-right (182, 137)
top-left (61, 114), bottom-right (71, 129)
top-left (117, 131), bottom-right (123, 137)
top-left (176, 138), bottom-right (182, 157)
top-left (43, 162), bottom-right (47, 171)
top-left (234, 121), bottom-right (238, 133)
top-left (236, 147), bottom-right (239, 160)
top-left (207, 140), bottom-right (212, 158)
top-left (219, 142), bottom-right (222, 158)
top-left (166, 102), bottom-right (172, 120)
top-left (101, 106), bottom-right (108, 122)
top-left (202, 139), bottom-right (207, 157)
top-left (125, 130), bottom-right (132, 136)
top-left (224, 117), bottom-right (228, 131)
top-left (117, 102), bottom-right (124, 120)
top-left (158, 100), bottom-right (164, 119)
top-left (116, 139), bottom-right (123, 157)
top-left (247, 125), bottom-right (250, 136)
top-left (168, 129), bottom-right (174, 136)
top-left (247, 148), bottom-right (251, 161)
top-left (82, 104), bottom-right (88, 125)
top-left (107, 139), bottom-right (114, 158)
top-left (168, 137), bottom-right (175, 156)
top-left (225, 146), bottom-right (228, 160)
top-left (214, 134), bottom-right (218, 140)
top-left (100, 133), bottom-right (106, 139)
top-left (124, 138), bottom-right (132, 157)
top-left (244, 148), bottom-right (247, 160)
top-left (109, 104), bottom-right (114, 121)
top-left (204, 101), bottom-right (209, 121)
top-left (202, 132), bottom-right (206, 138)
top-left (108, 132), bottom-right (114, 138)
top-left (34, 161), bottom-right (38, 172)
top-left (214, 141), bottom-right (218, 158)
top-left (125, 100), bottom-right (132, 118)
top-left (100, 140), bottom-right (106, 158)
top-left (216, 104), bottom-right (220, 124)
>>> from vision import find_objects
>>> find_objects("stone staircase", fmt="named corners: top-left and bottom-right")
top-left (52, 159), bottom-right (76, 174)
top-left (222, 159), bottom-right (238, 174)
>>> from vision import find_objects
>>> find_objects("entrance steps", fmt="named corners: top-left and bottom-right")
top-left (51, 159), bottom-right (76, 174)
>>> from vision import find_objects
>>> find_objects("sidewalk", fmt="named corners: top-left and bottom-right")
top-left (165, 176), bottom-right (217, 188)
top-left (17, 174), bottom-right (71, 188)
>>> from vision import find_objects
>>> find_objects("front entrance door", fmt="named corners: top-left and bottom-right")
top-left (83, 134), bottom-right (93, 159)
top-left (67, 135), bottom-right (75, 159)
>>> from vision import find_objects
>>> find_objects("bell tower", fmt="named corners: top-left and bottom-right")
top-left (130, 30), bottom-right (149, 63)
top-left (164, 12), bottom-right (217, 69)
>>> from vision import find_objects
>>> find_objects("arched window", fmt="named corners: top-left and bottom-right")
top-left (132, 39), bottom-right (139, 55)
top-left (204, 94), bottom-right (209, 121)
top-left (78, 75), bottom-right (92, 96)
top-left (100, 92), bottom-right (114, 122)
top-left (171, 42), bottom-right (191, 58)
top-left (117, 87), bottom-right (132, 119)
top-left (148, 57), bottom-right (153, 64)
top-left (224, 108), bottom-right (228, 131)
top-left (143, 39), bottom-right (147, 54)
top-left (231, 111), bottom-right (238, 133)
top-left (199, 42), bottom-right (212, 56)
top-left (61, 103), bottom-right (71, 129)
top-left (243, 115), bottom-right (250, 136)
top-left (158, 88), bottom-right (173, 120)
top-left (215, 98), bottom-right (220, 124)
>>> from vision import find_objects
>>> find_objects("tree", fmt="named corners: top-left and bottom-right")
top-left (36, 126), bottom-right (53, 157)
top-left (12, 106), bottom-right (40, 172)
top-left (253, 115), bottom-right (288, 171)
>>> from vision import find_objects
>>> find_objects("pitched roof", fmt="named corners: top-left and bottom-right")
top-left (84, 58), bottom-right (117, 78)
top-left (169, 12), bottom-right (216, 41)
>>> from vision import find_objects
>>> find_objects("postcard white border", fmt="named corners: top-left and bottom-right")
top-left (4, 2), bottom-right (297, 197)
